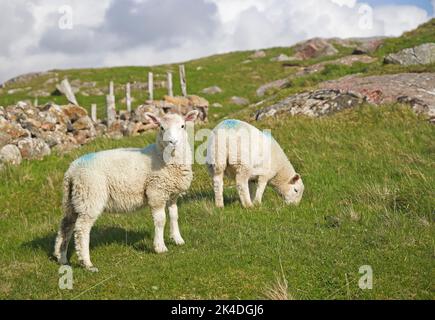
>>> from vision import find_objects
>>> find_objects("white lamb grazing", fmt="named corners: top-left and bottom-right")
top-left (54, 111), bottom-right (199, 272)
top-left (207, 119), bottom-right (304, 208)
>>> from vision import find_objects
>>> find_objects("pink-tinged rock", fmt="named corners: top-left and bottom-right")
top-left (319, 72), bottom-right (435, 121)
top-left (292, 38), bottom-right (338, 60)
top-left (17, 138), bottom-right (51, 160)
top-left (72, 116), bottom-right (94, 131)
top-left (61, 104), bottom-right (88, 122)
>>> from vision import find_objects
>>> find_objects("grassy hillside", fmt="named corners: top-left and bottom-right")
top-left (1, 19), bottom-right (434, 120)
top-left (0, 106), bottom-right (433, 299)
top-left (0, 20), bottom-right (434, 299)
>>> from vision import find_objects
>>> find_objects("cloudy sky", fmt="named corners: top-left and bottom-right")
top-left (0, 0), bottom-right (433, 83)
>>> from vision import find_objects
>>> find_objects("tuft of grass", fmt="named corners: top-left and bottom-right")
top-left (264, 274), bottom-right (291, 300)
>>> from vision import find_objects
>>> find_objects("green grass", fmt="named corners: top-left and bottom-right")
top-left (0, 105), bottom-right (433, 299)
top-left (375, 19), bottom-right (435, 58)
top-left (0, 19), bottom-right (434, 300)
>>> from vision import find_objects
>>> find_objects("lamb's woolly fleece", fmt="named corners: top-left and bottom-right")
top-left (207, 119), bottom-right (304, 208)
top-left (54, 113), bottom-right (195, 271)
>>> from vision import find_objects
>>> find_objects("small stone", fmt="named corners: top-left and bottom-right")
top-left (250, 50), bottom-right (266, 59)
top-left (72, 116), bottom-right (94, 131)
top-left (17, 137), bottom-right (51, 160)
top-left (201, 86), bottom-right (223, 95)
top-left (0, 144), bottom-right (22, 166)
top-left (256, 79), bottom-right (291, 97)
top-left (270, 54), bottom-right (294, 62)
top-left (230, 96), bottom-right (249, 106)
top-left (62, 104), bottom-right (88, 122)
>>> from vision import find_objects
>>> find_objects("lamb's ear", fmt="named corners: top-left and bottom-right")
top-left (185, 110), bottom-right (199, 122)
top-left (144, 112), bottom-right (161, 125)
top-left (289, 174), bottom-right (300, 185)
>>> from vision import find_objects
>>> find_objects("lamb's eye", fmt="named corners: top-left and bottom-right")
top-left (181, 124), bottom-right (185, 129)
top-left (294, 189), bottom-right (299, 193)
top-left (160, 126), bottom-right (164, 131)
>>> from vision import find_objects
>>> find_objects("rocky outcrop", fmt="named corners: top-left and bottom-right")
top-left (2, 71), bottom-right (55, 87)
top-left (255, 73), bottom-right (435, 122)
top-left (295, 55), bottom-right (377, 77)
top-left (319, 72), bottom-right (435, 121)
top-left (349, 38), bottom-right (385, 55)
top-left (384, 43), bottom-right (435, 66)
top-left (292, 38), bottom-right (339, 60)
top-left (255, 89), bottom-right (365, 120)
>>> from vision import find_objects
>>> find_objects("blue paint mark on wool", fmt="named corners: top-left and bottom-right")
top-left (262, 130), bottom-right (272, 139)
top-left (76, 152), bottom-right (97, 164)
top-left (220, 119), bottom-right (241, 129)
top-left (138, 145), bottom-right (154, 154)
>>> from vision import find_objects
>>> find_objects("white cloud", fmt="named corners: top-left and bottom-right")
top-left (0, 0), bottom-right (431, 83)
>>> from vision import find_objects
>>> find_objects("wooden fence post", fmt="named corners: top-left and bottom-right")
top-left (167, 72), bottom-right (173, 97)
top-left (91, 103), bottom-right (97, 122)
top-left (126, 83), bottom-right (132, 112)
top-left (58, 79), bottom-right (78, 105)
top-left (148, 72), bottom-right (154, 101)
top-left (179, 65), bottom-right (187, 97)
top-left (109, 81), bottom-right (114, 96)
top-left (106, 95), bottom-right (116, 127)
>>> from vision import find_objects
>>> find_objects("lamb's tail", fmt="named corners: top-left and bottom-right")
top-left (53, 172), bottom-right (78, 264)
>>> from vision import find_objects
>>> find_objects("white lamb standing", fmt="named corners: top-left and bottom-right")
top-left (54, 111), bottom-right (199, 272)
top-left (207, 119), bottom-right (304, 208)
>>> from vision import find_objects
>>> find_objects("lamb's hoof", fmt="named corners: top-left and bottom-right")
top-left (215, 203), bottom-right (224, 208)
top-left (154, 244), bottom-right (168, 254)
top-left (242, 203), bottom-right (254, 209)
top-left (171, 236), bottom-right (185, 246)
top-left (58, 257), bottom-right (68, 265)
top-left (85, 265), bottom-right (99, 273)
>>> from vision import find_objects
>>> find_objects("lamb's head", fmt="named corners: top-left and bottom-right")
top-left (145, 111), bottom-right (199, 161)
top-left (279, 174), bottom-right (304, 205)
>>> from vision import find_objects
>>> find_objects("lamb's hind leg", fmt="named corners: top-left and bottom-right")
top-left (54, 207), bottom-right (78, 265)
top-left (213, 169), bottom-right (225, 208)
top-left (74, 213), bottom-right (100, 272)
top-left (72, 182), bottom-right (106, 272)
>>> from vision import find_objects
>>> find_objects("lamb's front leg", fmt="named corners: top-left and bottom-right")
top-left (151, 206), bottom-right (168, 253)
top-left (236, 174), bottom-right (253, 208)
top-left (253, 177), bottom-right (268, 205)
top-left (168, 200), bottom-right (185, 245)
